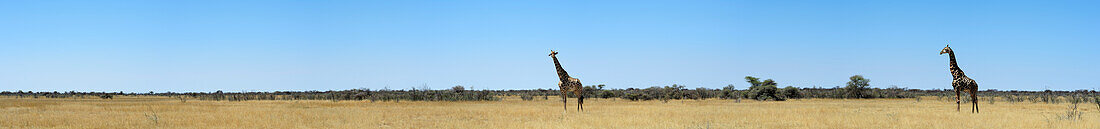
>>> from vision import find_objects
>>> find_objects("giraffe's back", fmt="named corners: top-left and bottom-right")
top-left (953, 77), bottom-right (978, 90)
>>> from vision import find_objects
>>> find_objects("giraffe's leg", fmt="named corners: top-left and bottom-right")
top-left (560, 89), bottom-right (568, 111)
top-left (955, 89), bottom-right (961, 112)
top-left (971, 95), bottom-right (978, 113)
top-left (971, 89), bottom-right (979, 113)
top-left (579, 95), bottom-right (584, 111)
top-left (576, 88), bottom-right (584, 111)
top-left (576, 89), bottom-right (585, 110)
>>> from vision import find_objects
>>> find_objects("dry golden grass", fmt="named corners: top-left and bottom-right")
top-left (2, 96), bottom-right (1097, 128)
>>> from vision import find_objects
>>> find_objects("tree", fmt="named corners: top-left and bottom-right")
top-left (845, 75), bottom-right (871, 98)
top-left (745, 76), bottom-right (776, 87)
top-left (451, 85), bottom-right (465, 93)
top-left (745, 76), bottom-right (783, 101)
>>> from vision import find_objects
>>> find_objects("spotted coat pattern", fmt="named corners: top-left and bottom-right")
top-left (941, 45), bottom-right (980, 113)
top-left (550, 50), bottom-right (584, 111)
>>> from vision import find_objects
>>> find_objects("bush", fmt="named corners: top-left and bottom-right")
top-left (583, 85), bottom-right (603, 98)
top-left (779, 86), bottom-right (802, 99)
top-left (599, 90), bottom-right (615, 99)
top-left (621, 92), bottom-right (651, 101)
top-left (693, 87), bottom-right (712, 100)
top-left (664, 85), bottom-right (686, 101)
top-left (520, 94), bottom-right (535, 101)
top-left (719, 84), bottom-right (739, 99)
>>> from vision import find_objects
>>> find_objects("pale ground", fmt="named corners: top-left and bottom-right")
top-left (1, 96), bottom-right (1097, 129)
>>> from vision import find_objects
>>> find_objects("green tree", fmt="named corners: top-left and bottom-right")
top-left (845, 75), bottom-right (870, 98)
top-left (745, 76), bottom-right (783, 101)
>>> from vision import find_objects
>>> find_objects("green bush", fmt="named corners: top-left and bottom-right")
top-left (779, 86), bottom-right (802, 99)
top-left (520, 94), bottom-right (534, 101)
top-left (719, 85), bottom-right (740, 99)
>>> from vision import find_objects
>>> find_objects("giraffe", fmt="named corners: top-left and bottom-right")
top-left (940, 45), bottom-right (980, 113)
top-left (549, 50), bottom-right (584, 111)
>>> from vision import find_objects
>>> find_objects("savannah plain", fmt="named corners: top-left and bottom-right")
top-left (2, 96), bottom-right (1097, 129)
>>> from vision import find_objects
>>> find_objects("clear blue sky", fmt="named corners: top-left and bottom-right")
top-left (2, 0), bottom-right (1098, 92)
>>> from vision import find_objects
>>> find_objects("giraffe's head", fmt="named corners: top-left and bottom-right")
top-left (939, 45), bottom-right (952, 55)
top-left (549, 50), bottom-right (558, 57)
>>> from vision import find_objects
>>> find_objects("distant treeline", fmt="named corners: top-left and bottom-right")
top-left (3, 86), bottom-right (1098, 103)
top-left (2, 76), bottom-right (1098, 104)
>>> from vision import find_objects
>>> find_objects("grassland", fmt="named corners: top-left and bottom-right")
top-left (2, 96), bottom-right (1097, 129)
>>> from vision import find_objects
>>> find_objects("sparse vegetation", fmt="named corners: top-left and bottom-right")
top-left (520, 94), bottom-right (535, 101)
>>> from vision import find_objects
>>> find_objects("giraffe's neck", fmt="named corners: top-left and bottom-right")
top-left (947, 51), bottom-right (966, 79)
top-left (551, 55), bottom-right (571, 82)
